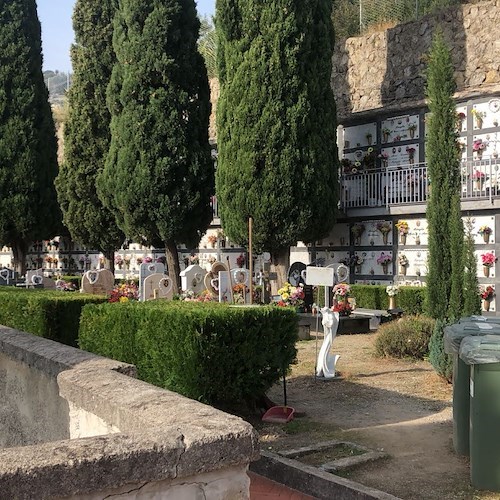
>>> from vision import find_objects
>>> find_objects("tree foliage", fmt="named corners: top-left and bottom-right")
top-left (462, 217), bottom-right (481, 317)
top-left (424, 29), bottom-right (463, 320)
top-left (199, 16), bottom-right (217, 78)
top-left (98, 0), bottom-right (213, 290)
top-left (0, 0), bottom-right (60, 273)
top-left (216, 0), bottom-right (339, 279)
top-left (56, 0), bottom-right (124, 265)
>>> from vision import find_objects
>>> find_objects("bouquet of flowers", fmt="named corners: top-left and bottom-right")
top-left (114, 255), bottom-right (124, 266)
top-left (189, 254), bottom-right (199, 265)
top-left (332, 301), bottom-right (352, 317)
top-left (232, 283), bottom-right (248, 304)
top-left (376, 221), bottom-right (392, 234)
top-left (398, 254), bottom-right (409, 267)
top-left (136, 257), bottom-right (143, 265)
top-left (276, 282), bottom-right (305, 308)
top-left (481, 286), bottom-right (495, 300)
top-left (377, 253), bottom-right (392, 265)
top-left (333, 282), bottom-right (350, 301)
top-left (109, 282), bottom-right (139, 303)
top-left (478, 226), bottom-right (493, 236)
top-left (481, 252), bottom-right (497, 268)
top-left (156, 256), bottom-right (166, 264)
top-left (143, 256), bottom-right (153, 263)
top-left (340, 255), bottom-right (363, 267)
top-left (386, 285), bottom-right (399, 297)
top-left (395, 221), bottom-right (409, 235)
top-left (351, 223), bottom-right (365, 237)
top-left (472, 169), bottom-right (486, 180)
top-left (236, 253), bottom-right (246, 267)
top-left (472, 139), bottom-right (488, 153)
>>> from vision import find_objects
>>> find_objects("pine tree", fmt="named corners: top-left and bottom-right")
top-left (98, 0), bottom-right (213, 292)
top-left (425, 29), bottom-right (463, 320)
top-left (56, 0), bottom-right (124, 269)
top-left (0, 0), bottom-right (60, 274)
top-left (462, 217), bottom-right (481, 316)
top-left (216, 0), bottom-right (339, 286)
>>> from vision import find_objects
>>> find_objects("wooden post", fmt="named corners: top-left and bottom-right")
top-left (249, 217), bottom-right (253, 304)
top-left (226, 257), bottom-right (234, 303)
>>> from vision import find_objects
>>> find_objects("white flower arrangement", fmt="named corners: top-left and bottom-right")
top-left (386, 285), bottom-right (399, 297)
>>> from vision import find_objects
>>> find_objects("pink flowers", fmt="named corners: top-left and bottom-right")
top-left (481, 252), bottom-right (497, 268)
top-left (377, 253), bottom-right (392, 265)
top-left (472, 170), bottom-right (485, 180)
top-left (473, 139), bottom-right (488, 151)
top-left (333, 283), bottom-right (350, 299)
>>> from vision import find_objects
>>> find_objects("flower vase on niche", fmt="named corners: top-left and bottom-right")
top-left (484, 266), bottom-right (491, 278)
top-left (400, 234), bottom-right (406, 245)
top-left (389, 296), bottom-right (397, 309)
top-left (484, 233), bottom-right (490, 244)
top-left (355, 265), bottom-right (362, 274)
top-left (383, 233), bottom-right (388, 245)
top-left (400, 266), bottom-right (407, 276)
top-left (476, 178), bottom-right (484, 190)
top-left (484, 299), bottom-right (491, 312)
top-left (382, 264), bottom-right (388, 275)
top-left (415, 236), bottom-right (421, 245)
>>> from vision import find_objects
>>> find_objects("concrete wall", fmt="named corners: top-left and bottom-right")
top-left (332, 0), bottom-right (500, 120)
top-left (0, 326), bottom-right (259, 499)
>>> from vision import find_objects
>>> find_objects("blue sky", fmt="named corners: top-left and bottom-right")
top-left (37, 0), bottom-right (216, 71)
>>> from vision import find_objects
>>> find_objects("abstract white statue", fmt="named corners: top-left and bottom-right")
top-left (316, 307), bottom-right (340, 379)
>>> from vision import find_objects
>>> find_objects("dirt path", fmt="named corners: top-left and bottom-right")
top-left (258, 333), bottom-right (500, 500)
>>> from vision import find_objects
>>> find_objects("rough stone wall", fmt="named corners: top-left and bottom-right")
top-left (332, 0), bottom-right (500, 119)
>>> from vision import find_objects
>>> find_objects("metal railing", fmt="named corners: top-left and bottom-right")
top-left (340, 157), bottom-right (500, 209)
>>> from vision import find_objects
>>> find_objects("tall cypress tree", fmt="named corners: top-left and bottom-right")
top-left (216, 0), bottom-right (338, 285)
top-left (98, 0), bottom-right (213, 292)
top-left (0, 0), bottom-right (60, 275)
top-left (425, 29), bottom-right (463, 320)
top-left (56, 0), bottom-right (124, 269)
top-left (462, 217), bottom-right (481, 316)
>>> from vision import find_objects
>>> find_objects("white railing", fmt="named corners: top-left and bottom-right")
top-left (341, 157), bottom-right (500, 209)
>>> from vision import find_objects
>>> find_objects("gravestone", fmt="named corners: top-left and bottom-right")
top-left (0, 268), bottom-right (18, 286)
top-left (258, 262), bottom-right (278, 304)
top-left (204, 261), bottom-right (228, 299)
top-left (230, 268), bottom-right (251, 304)
top-left (180, 264), bottom-right (207, 295)
top-left (80, 269), bottom-right (114, 295)
top-left (42, 277), bottom-right (56, 290)
top-left (143, 273), bottom-right (173, 301)
top-left (139, 262), bottom-right (166, 301)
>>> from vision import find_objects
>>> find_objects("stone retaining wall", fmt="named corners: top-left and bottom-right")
top-left (0, 326), bottom-right (259, 499)
top-left (332, 0), bottom-right (500, 119)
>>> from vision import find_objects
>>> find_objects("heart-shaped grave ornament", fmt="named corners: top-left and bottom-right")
top-left (32, 275), bottom-right (44, 285)
top-left (0, 269), bottom-right (10, 282)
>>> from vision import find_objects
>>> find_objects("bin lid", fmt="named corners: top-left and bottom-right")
top-left (444, 322), bottom-right (500, 354)
top-left (459, 316), bottom-right (500, 324)
top-left (459, 335), bottom-right (500, 365)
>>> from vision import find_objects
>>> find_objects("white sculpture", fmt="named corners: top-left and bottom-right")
top-left (316, 308), bottom-right (340, 379)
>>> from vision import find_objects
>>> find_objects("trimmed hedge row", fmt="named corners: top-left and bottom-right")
top-left (79, 301), bottom-right (298, 405)
top-left (0, 288), bottom-right (107, 346)
top-left (351, 285), bottom-right (426, 314)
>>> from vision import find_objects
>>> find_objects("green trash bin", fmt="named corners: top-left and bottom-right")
top-left (444, 322), bottom-right (500, 456)
top-left (460, 335), bottom-right (500, 492)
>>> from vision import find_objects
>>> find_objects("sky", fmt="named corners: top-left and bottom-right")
top-left (37, 0), bottom-right (216, 72)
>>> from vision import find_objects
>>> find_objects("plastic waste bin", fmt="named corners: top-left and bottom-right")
top-left (460, 335), bottom-right (500, 491)
top-left (444, 322), bottom-right (500, 455)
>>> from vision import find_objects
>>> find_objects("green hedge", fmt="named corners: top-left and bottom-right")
top-left (351, 285), bottom-right (426, 314)
top-left (79, 302), bottom-right (298, 405)
top-left (0, 288), bottom-right (107, 346)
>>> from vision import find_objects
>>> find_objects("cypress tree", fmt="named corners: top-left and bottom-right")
top-left (56, 0), bottom-right (124, 269)
top-left (0, 0), bottom-right (60, 275)
top-left (98, 0), bottom-right (213, 292)
top-left (425, 29), bottom-right (463, 320)
top-left (216, 0), bottom-right (339, 285)
top-left (462, 217), bottom-right (481, 316)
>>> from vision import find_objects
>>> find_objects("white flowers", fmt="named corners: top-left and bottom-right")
top-left (386, 285), bottom-right (399, 297)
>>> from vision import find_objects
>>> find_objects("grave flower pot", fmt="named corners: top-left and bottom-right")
top-left (389, 296), bottom-right (396, 309)
top-left (483, 233), bottom-right (490, 244)
top-left (383, 233), bottom-right (388, 245)
top-left (484, 299), bottom-right (491, 312)
top-left (475, 178), bottom-right (484, 190)
top-left (400, 234), bottom-right (407, 245)
top-left (382, 264), bottom-right (388, 275)
top-left (400, 266), bottom-right (407, 276)
top-left (484, 266), bottom-right (491, 278)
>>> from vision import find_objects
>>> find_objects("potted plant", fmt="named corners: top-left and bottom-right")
top-left (472, 139), bottom-right (488, 160)
top-left (377, 253), bottom-right (392, 274)
top-left (396, 220), bottom-right (409, 244)
top-left (481, 285), bottom-right (495, 311)
top-left (332, 283), bottom-right (351, 313)
top-left (481, 252), bottom-right (497, 277)
top-left (478, 225), bottom-right (493, 244)
top-left (276, 282), bottom-right (305, 311)
top-left (382, 127), bottom-right (391, 143)
top-left (376, 221), bottom-right (392, 245)
top-left (386, 285), bottom-right (399, 309)
top-left (456, 112), bottom-right (466, 132)
top-left (398, 254), bottom-right (409, 276)
top-left (472, 169), bottom-right (486, 190)
top-left (351, 223), bottom-right (365, 245)
top-left (408, 123), bottom-right (417, 139)
top-left (207, 234), bottom-right (218, 248)
top-left (471, 108), bottom-right (486, 129)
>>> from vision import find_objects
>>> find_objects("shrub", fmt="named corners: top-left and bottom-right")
top-left (79, 301), bottom-right (298, 405)
top-left (428, 318), bottom-right (453, 382)
top-left (0, 288), bottom-right (107, 346)
top-left (375, 315), bottom-right (436, 360)
top-left (351, 285), bottom-right (425, 314)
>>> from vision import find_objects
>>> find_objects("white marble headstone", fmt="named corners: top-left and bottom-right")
top-left (180, 264), bottom-right (207, 295)
top-left (143, 273), bottom-right (173, 301)
top-left (139, 262), bottom-right (166, 301)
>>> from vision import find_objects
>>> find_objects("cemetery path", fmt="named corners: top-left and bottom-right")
top-left (258, 333), bottom-right (498, 500)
